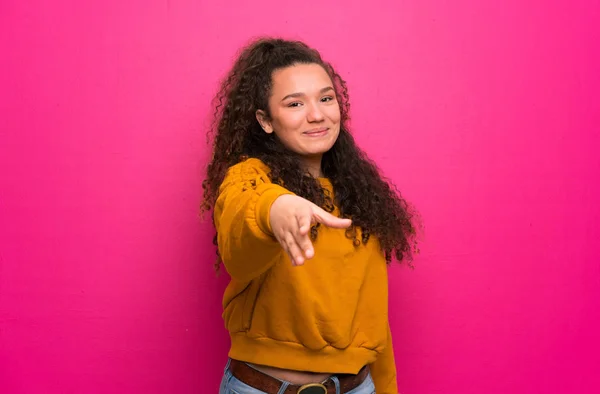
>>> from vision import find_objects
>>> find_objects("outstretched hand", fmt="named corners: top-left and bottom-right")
top-left (269, 194), bottom-right (352, 266)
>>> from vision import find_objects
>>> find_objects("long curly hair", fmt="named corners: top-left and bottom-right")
top-left (202, 37), bottom-right (417, 264)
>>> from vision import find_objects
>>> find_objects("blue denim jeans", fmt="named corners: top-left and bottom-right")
top-left (219, 359), bottom-right (376, 394)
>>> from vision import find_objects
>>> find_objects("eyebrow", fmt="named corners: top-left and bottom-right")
top-left (281, 86), bottom-right (335, 102)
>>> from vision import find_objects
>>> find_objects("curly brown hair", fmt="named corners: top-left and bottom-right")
top-left (202, 37), bottom-right (417, 264)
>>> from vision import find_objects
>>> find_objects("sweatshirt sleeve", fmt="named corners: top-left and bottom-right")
top-left (369, 322), bottom-right (398, 394)
top-left (214, 160), bottom-right (293, 282)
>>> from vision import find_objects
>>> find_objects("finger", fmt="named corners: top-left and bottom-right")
top-left (274, 233), bottom-right (292, 262)
top-left (295, 229), bottom-right (314, 259)
top-left (312, 206), bottom-right (352, 229)
top-left (296, 210), bottom-right (316, 258)
top-left (297, 214), bottom-right (312, 236)
top-left (277, 234), bottom-right (296, 265)
top-left (284, 233), bottom-right (305, 266)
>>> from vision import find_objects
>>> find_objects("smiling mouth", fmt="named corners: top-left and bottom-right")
top-left (303, 127), bottom-right (329, 136)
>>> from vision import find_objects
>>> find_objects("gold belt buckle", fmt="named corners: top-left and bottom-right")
top-left (297, 382), bottom-right (327, 394)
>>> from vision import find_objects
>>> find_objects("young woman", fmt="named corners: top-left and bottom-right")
top-left (202, 37), bottom-right (416, 394)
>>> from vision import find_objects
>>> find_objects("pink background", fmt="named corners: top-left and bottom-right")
top-left (1, 1), bottom-right (599, 393)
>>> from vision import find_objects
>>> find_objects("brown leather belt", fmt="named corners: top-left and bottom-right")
top-left (228, 359), bottom-right (369, 394)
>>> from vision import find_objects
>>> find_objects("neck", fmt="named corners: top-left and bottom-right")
top-left (301, 155), bottom-right (323, 178)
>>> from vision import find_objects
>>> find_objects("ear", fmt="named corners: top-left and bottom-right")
top-left (255, 109), bottom-right (274, 134)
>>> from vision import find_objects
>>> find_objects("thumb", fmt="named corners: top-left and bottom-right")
top-left (312, 205), bottom-right (352, 229)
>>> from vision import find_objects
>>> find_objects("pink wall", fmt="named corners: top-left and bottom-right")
top-left (1, 1), bottom-right (599, 393)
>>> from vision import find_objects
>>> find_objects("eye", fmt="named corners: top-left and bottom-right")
top-left (287, 102), bottom-right (302, 108)
top-left (321, 96), bottom-right (335, 102)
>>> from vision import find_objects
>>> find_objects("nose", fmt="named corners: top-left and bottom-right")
top-left (306, 102), bottom-right (325, 123)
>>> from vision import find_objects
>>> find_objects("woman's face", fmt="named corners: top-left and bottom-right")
top-left (256, 63), bottom-right (341, 159)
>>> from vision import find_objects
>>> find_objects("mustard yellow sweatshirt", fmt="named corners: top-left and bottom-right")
top-left (214, 158), bottom-right (398, 394)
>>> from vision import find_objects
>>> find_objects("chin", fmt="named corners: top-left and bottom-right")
top-left (308, 139), bottom-right (337, 154)
top-left (305, 147), bottom-right (333, 156)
